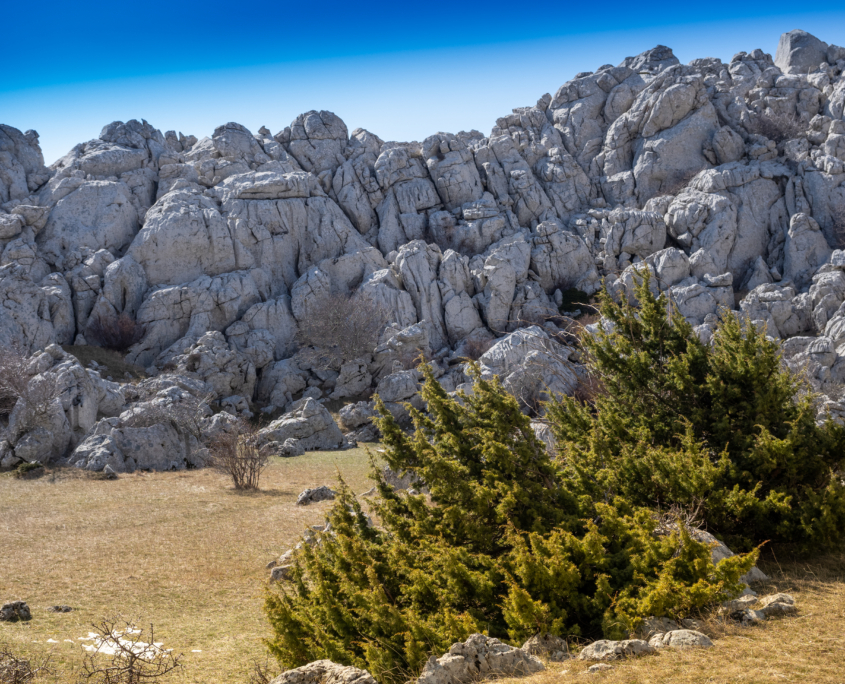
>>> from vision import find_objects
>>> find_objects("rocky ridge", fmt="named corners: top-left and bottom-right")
top-left (2, 29), bottom-right (845, 470)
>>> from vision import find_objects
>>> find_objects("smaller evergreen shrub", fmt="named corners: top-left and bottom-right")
top-left (13, 462), bottom-right (44, 479)
top-left (548, 272), bottom-right (845, 552)
top-left (557, 288), bottom-right (592, 313)
top-left (265, 365), bottom-right (756, 684)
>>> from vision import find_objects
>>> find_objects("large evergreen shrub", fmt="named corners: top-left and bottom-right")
top-left (548, 272), bottom-right (845, 552)
top-left (265, 366), bottom-right (755, 684)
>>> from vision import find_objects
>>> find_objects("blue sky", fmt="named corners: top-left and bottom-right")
top-left (3, 1), bottom-right (844, 165)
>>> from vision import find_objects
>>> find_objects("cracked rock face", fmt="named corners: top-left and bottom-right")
top-left (2, 29), bottom-right (845, 471)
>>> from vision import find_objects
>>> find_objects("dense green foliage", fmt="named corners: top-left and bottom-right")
top-left (548, 272), bottom-right (845, 551)
top-left (265, 365), bottom-right (755, 684)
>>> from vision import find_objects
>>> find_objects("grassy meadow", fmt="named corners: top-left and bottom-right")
top-left (1, 447), bottom-right (843, 684)
top-left (0, 447), bottom-right (379, 683)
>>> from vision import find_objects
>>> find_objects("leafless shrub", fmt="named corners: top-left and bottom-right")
top-left (830, 202), bottom-right (845, 249)
top-left (122, 392), bottom-right (212, 443)
top-left (0, 645), bottom-right (52, 684)
top-left (297, 291), bottom-right (391, 370)
top-left (655, 500), bottom-right (706, 536)
top-left (0, 347), bottom-right (60, 430)
top-left (656, 169), bottom-right (699, 198)
top-left (748, 110), bottom-right (805, 144)
top-left (86, 313), bottom-right (146, 353)
top-left (207, 421), bottom-right (269, 490)
top-left (246, 657), bottom-right (279, 684)
top-left (571, 370), bottom-right (605, 406)
top-left (79, 618), bottom-right (181, 684)
top-left (461, 337), bottom-right (493, 361)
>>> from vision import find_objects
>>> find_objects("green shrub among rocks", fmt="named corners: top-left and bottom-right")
top-left (265, 364), bottom-right (755, 684)
top-left (548, 272), bottom-right (845, 552)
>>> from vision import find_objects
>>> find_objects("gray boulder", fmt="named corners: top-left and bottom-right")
top-left (258, 398), bottom-right (344, 451)
top-left (784, 213), bottom-right (832, 290)
top-left (38, 180), bottom-right (139, 270)
top-left (416, 634), bottom-right (544, 684)
top-left (165, 331), bottom-right (256, 400)
top-left (269, 660), bottom-right (375, 684)
top-left (68, 421), bottom-right (203, 473)
top-left (648, 630), bottom-right (713, 649)
top-left (521, 633), bottom-right (570, 661)
top-left (0, 601), bottom-right (32, 622)
top-left (296, 485), bottom-right (336, 506)
top-left (478, 326), bottom-right (577, 409)
top-left (775, 30), bottom-right (829, 75)
top-left (578, 639), bottom-right (654, 661)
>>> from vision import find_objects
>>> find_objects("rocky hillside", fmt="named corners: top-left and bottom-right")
top-left (2, 29), bottom-right (845, 471)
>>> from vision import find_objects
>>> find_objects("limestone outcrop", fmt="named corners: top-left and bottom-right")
top-left (2, 29), bottom-right (845, 470)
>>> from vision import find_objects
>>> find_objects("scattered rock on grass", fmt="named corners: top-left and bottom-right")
top-left (269, 659), bottom-right (376, 684)
top-left (296, 486), bottom-right (336, 506)
top-left (758, 593), bottom-right (797, 617)
top-left (46, 605), bottom-right (73, 613)
top-left (417, 633), bottom-right (544, 684)
top-left (0, 601), bottom-right (32, 622)
top-left (268, 438), bottom-right (304, 458)
top-left (578, 639), bottom-right (654, 661)
top-left (648, 630), bottom-right (713, 649)
top-left (585, 663), bottom-right (613, 674)
top-left (723, 592), bottom-right (797, 623)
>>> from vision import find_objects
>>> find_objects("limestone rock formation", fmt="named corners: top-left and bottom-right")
top-left (2, 28), bottom-right (845, 471)
top-left (258, 398), bottom-right (344, 451)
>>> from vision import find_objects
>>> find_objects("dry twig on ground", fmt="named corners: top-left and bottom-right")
top-left (0, 645), bottom-right (52, 684)
top-left (79, 617), bottom-right (182, 684)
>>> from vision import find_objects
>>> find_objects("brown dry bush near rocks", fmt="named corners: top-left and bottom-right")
top-left (460, 337), bottom-right (494, 361)
top-left (207, 424), bottom-right (269, 491)
top-left (748, 109), bottom-right (805, 143)
top-left (296, 292), bottom-right (390, 370)
top-left (85, 314), bottom-right (146, 354)
top-left (0, 347), bottom-right (60, 431)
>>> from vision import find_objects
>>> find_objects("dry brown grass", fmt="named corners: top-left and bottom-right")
top-left (493, 552), bottom-right (845, 684)
top-left (2, 450), bottom-right (843, 684)
top-left (0, 447), bottom-right (379, 684)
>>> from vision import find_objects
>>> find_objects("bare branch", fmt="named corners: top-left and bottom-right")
top-left (79, 617), bottom-right (182, 684)
top-left (0, 347), bottom-right (61, 432)
top-left (0, 644), bottom-right (52, 684)
top-left (86, 313), bottom-right (146, 353)
top-left (207, 421), bottom-right (270, 490)
top-left (297, 291), bottom-right (390, 370)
